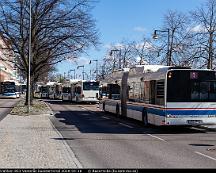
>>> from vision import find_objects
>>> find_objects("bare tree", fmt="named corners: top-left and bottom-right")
top-left (101, 41), bottom-right (136, 76)
top-left (191, 0), bottom-right (216, 69)
top-left (112, 40), bottom-right (136, 69)
top-left (0, 0), bottom-right (99, 104)
top-left (155, 10), bottom-right (191, 66)
top-left (131, 37), bottom-right (159, 65)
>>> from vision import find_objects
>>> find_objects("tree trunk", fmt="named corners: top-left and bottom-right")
top-left (25, 74), bottom-right (34, 106)
top-left (121, 71), bottom-right (129, 117)
top-left (208, 31), bottom-right (214, 69)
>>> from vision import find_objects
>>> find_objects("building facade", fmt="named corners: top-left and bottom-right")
top-left (0, 34), bottom-right (18, 83)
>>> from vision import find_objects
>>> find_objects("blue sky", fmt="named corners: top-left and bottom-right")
top-left (57, 0), bottom-right (205, 79)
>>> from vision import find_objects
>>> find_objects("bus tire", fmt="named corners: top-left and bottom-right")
top-left (116, 104), bottom-right (120, 117)
top-left (142, 108), bottom-right (148, 126)
top-left (103, 102), bottom-right (105, 111)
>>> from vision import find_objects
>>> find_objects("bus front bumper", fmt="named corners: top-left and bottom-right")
top-left (165, 116), bottom-right (216, 126)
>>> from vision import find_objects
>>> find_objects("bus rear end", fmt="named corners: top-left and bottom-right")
top-left (165, 69), bottom-right (216, 126)
top-left (81, 81), bottom-right (99, 103)
top-left (40, 86), bottom-right (49, 98)
top-left (62, 86), bottom-right (71, 101)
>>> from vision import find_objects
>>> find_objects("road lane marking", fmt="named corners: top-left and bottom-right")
top-left (119, 123), bottom-right (133, 128)
top-left (147, 134), bottom-right (166, 142)
top-left (195, 152), bottom-right (216, 161)
top-left (102, 116), bottom-right (110, 120)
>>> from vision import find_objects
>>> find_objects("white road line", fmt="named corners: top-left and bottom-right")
top-left (195, 152), bottom-right (216, 161)
top-left (102, 116), bottom-right (110, 120)
top-left (81, 107), bottom-right (92, 112)
top-left (119, 123), bottom-right (133, 129)
top-left (147, 134), bottom-right (166, 142)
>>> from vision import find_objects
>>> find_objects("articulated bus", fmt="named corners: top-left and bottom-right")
top-left (71, 80), bottom-right (99, 103)
top-left (0, 80), bottom-right (18, 98)
top-left (100, 65), bottom-right (216, 126)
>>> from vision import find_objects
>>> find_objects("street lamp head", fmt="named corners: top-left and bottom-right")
top-left (77, 65), bottom-right (84, 69)
top-left (153, 30), bottom-right (158, 39)
top-left (110, 49), bottom-right (121, 56)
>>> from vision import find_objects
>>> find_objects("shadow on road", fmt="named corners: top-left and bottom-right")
top-left (45, 100), bottom-right (210, 135)
top-left (49, 108), bottom-right (207, 135)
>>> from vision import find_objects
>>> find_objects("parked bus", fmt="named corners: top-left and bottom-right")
top-left (0, 80), bottom-right (18, 98)
top-left (54, 83), bottom-right (63, 100)
top-left (40, 85), bottom-right (49, 98)
top-left (100, 65), bottom-right (216, 126)
top-left (47, 82), bottom-right (57, 99)
top-left (71, 80), bottom-right (99, 103)
top-left (62, 81), bottom-right (71, 101)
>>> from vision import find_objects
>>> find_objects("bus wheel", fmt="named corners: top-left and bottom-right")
top-left (142, 109), bottom-right (148, 126)
top-left (116, 104), bottom-right (120, 117)
top-left (103, 102), bottom-right (105, 111)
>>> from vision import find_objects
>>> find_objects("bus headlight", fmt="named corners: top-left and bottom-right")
top-left (167, 114), bottom-right (177, 118)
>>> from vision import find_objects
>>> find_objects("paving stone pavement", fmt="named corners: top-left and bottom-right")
top-left (0, 114), bottom-right (82, 168)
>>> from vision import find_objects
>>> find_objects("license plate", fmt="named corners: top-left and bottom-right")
top-left (187, 120), bottom-right (203, 125)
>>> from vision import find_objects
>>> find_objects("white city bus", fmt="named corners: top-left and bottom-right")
top-left (40, 85), bottom-right (49, 98)
top-left (100, 65), bottom-right (216, 126)
top-left (62, 81), bottom-right (71, 101)
top-left (71, 80), bottom-right (99, 103)
top-left (47, 82), bottom-right (57, 99)
top-left (0, 80), bottom-right (18, 98)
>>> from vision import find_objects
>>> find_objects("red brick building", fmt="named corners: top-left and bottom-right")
top-left (0, 34), bottom-right (17, 83)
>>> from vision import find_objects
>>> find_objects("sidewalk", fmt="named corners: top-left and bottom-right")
top-left (0, 113), bottom-right (82, 168)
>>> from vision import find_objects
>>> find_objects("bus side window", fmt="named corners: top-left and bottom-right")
top-left (209, 82), bottom-right (216, 100)
top-left (156, 80), bottom-right (165, 105)
top-left (150, 80), bottom-right (156, 104)
top-left (144, 81), bottom-right (156, 104)
top-left (144, 81), bottom-right (150, 103)
top-left (191, 82), bottom-right (199, 100)
top-left (200, 82), bottom-right (209, 100)
top-left (76, 86), bottom-right (81, 95)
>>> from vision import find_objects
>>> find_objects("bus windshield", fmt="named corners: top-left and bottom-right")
top-left (41, 86), bottom-right (48, 93)
top-left (62, 87), bottom-right (71, 93)
top-left (0, 82), bottom-right (16, 93)
top-left (167, 70), bottom-right (216, 102)
top-left (83, 82), bottom-right (99, 90)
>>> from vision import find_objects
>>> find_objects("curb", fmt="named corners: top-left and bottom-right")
top-left (200, 126), bottom-right (216, 132)
top-left (41, 100), bottom-right (54, 116)
top-left (49, 118), bottom-right (83, 168)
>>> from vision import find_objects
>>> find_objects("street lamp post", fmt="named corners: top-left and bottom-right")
top-left (153, 29), bottom-right (171, 66)
top-left (67, 70), bottom-right (71, 79)
top-left (89, 59), bottom-right (98, 80)
top-left (64, 72), bottom-right (66, 80)
top-left (27, 0), bottom-right (32, 113)
top-left (110, 49), bottom-right (121, 71)
top-left (77, 65), bottom-right (84, 80)
top-left (70, 69), bottom-right (75, 79)
top-left (84, 72), bottom-right (89, 80)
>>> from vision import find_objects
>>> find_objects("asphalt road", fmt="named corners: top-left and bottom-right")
top-left (0, 98), bottom-right (20, 122)
top-left (47, 100), bottom-right (216, 168)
